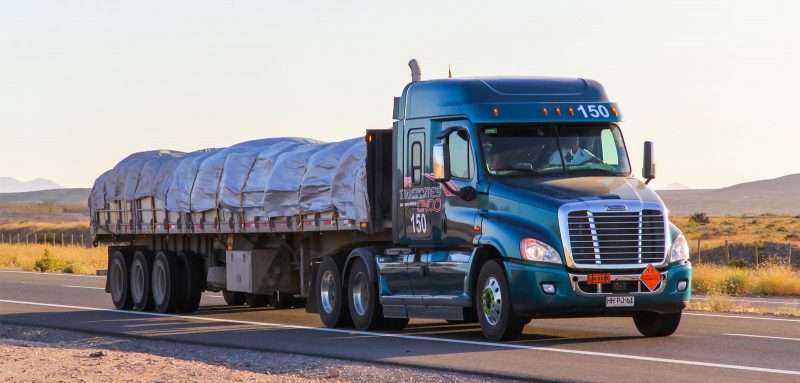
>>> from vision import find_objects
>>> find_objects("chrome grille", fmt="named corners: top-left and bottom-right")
top-left (567, 209), bottom-right (666, 266)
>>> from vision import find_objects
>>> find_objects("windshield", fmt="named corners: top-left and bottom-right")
top-left (480, 124), bottom-right (631, 177)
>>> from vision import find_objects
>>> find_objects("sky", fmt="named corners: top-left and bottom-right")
top-left (1, 0), bottom-right (799, 190)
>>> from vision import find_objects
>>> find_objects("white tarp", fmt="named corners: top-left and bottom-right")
top-left (89, 137), bottom-right (369, 222)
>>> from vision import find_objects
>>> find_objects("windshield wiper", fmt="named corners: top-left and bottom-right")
top-left (490, 167), bottom-right (543, 176)
top-left (567, 168), bottom-right (620, 176)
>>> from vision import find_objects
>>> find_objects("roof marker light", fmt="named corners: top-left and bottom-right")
top-left (542, 107), bottom-right (548, 117)
top-left (555, 107), bottom-right (561, 116)
top-left (492, 107), bottom-right (500, 118)
top-left (568, 107), bottom-right (575, 117)
top-left (611, 107), bottom-right (618, 117)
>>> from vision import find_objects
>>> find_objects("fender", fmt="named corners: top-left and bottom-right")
top-left (344, 246), bottom-right (384, 285)
top-left (474, 212), bottom-right (564, 262)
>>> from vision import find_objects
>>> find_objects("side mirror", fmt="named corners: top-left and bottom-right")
top-left (642, 141), bottom-right (656, 184)
top-left (432, 143), bottom-right (451, 182)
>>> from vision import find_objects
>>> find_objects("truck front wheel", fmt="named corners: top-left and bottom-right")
top-left (475, 260), bottom-right (527, 341)
top-left (633, 311), bottom-right (682, 337)
top-left (317, 256), bottom-right (350, 328)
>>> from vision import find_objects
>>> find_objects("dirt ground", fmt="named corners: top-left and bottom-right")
top-left (0, 323), bottom-right (518, 383)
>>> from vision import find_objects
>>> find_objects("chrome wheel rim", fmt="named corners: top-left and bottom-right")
top-left (152, 260), bottom-right (167, 306)
top-left (320, 270), bottom-right (336, 314)
top-left (110, 259), bottom-right (124, 302)
top-left (131, 260), bottom-right (145, 304)
top-left (482, 277), bottom-right (502, 326)
top-left (352, 272), bottom-right (368, 317)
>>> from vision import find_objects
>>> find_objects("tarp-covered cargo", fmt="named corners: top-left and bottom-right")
top-left (89, 137), bottom-right (370, 224)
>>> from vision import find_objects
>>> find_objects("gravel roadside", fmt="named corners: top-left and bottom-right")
top-left (0, 323), bottom-right (524, 383)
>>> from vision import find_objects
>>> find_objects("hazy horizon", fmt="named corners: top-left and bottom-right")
top-left (2, 1), bottom-right (799, 189)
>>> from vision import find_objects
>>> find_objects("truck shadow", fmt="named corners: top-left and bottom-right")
top-left (2, 305), bottom-right (642, 358)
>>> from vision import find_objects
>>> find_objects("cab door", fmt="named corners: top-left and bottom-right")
top-left (425, 121), bottom-right (481, 298)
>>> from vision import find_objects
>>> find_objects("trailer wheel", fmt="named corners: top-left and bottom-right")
top-left (246, 293), bottom-right (270, 307)
top-left (475, 259), bottom-right (527, 341)
top-left (317, 256), bottom-right (350, 328)
top-left (152, 251), bottom-right (187, 313)
top-left (222, 290), bottom-right (246, 306)
top-left (269, 291), bottom-right (295, 309)
top-left (130, 250), bottom-right (155, 312)
top-left (633, 310), bottom-right (682, 337)
top-left (177, 251), bottom-right (204, 313)
top-left (109, 249), bottom-right (133, 310)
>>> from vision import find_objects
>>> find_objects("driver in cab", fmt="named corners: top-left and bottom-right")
top-left (549, 136), bottom-right (600, 165)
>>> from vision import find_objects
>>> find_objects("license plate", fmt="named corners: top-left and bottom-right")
top-left (587, 273), bottom-right (611, 285)
top-left (606, 296), bottom-right (635, 307)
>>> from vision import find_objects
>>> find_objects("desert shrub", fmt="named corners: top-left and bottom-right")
top-left (751, 219), bottom-right (759, 224)
top-left (776, 227), bottom-right (788, 232)
top-left (34, 249), bottom-right (63, 272)
top-left (752, 264), bottom-right (800, 295)
top-left (786, 233), bottom-right (799, 240)
top-left (728, 259), bottom-right (748, 268)
top-left (721, 220), bottom-right (734, 226)
top-left (721, 269), bottom-right (750, 295)
top-left (690, 212), bottom-right (710, 224)
top-left (63, 264), bottom-right (74, 273)
top-left (765, 223), bottom-right (776, 229)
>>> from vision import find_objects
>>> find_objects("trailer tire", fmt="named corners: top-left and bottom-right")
top-left (152, 251), bottom-right (187, 314)
top-left (177, 251), bottom-right (204, 313)
top-left (633, 310), bottom-right (682, 337)
top-left (130, 250), bottom-right (155, 312)
top-left (246, 294), bottom-right (270, 308)
top-left (269, 291), bottom-right (295, 309)
top-left (317, 256), bottom-right (350, 328)
top-left (109, 249), bottom-right (133, 310)
top-left (222, 290), bottom-right (246, 306)
top-left (475, 259), bottom-right (527, 341)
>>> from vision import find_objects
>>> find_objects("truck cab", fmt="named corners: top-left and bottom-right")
top-left (316, 73), bottom-right (692, 341)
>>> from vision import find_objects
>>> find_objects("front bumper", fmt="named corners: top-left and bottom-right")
top-left (505, 261), bottom-right (692, 318)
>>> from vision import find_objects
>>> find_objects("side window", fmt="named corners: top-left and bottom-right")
top-left (447, 130), bottom-right (473, 180)
top-left (411, 141), bottom-right (422, 184)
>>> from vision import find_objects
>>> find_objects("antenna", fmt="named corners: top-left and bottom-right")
top-left (448, 64), bottom-right (452, 78)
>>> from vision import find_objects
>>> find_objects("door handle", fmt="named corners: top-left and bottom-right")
top-left (441, 213), bottom-right (447, 234)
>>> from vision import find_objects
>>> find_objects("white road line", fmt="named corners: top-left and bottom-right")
top-left (0, 270), bottom-right (104, 279)
top-left (724, 333), bottom-right (800, 342)
top-left (1, 299), bottom-right (799, 377)
top-left (63, 285), bottom-right (105, 290)
top-left (685, 312), bottom-right (800, 322)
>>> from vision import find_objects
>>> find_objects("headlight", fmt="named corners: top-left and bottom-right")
top-left (520, 238), bottom-right (562, 264)
top-left (670, 234), bottom-right (690, 262)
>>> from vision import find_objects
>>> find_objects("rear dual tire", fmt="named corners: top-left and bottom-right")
top-left (109, 248), bottom-right (204, 313)
top-left (347, 259), bottom-right (407, 330)
top-left (109, 249), bottom-right (133, 310)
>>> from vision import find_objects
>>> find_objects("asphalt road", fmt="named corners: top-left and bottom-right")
top-left (1, 270), bottom-right (799, 383)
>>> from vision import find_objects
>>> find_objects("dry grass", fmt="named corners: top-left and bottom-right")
top-left (692, 263), bottom-right (800, 296)
top-left (687, 291), bottom-right (800, 317)
top-left (0, 221), bottom-right (88, 231)
top-left (0, 244), bottom-right (107, 275)
top-left (671, 215), bottom-right (800, 250)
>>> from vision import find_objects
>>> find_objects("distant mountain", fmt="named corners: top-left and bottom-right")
top-left (658, 183), bottom-right (692, 191)
top-left (0, 177), bottom-right (62, 193)
top-left (657, 174), bottom-right (800, 216)
top-left (0, 188), bottom-right (90, 205)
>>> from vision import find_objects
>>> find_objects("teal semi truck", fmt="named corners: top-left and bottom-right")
top-left (91, 60), bottom-right (691, 341)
